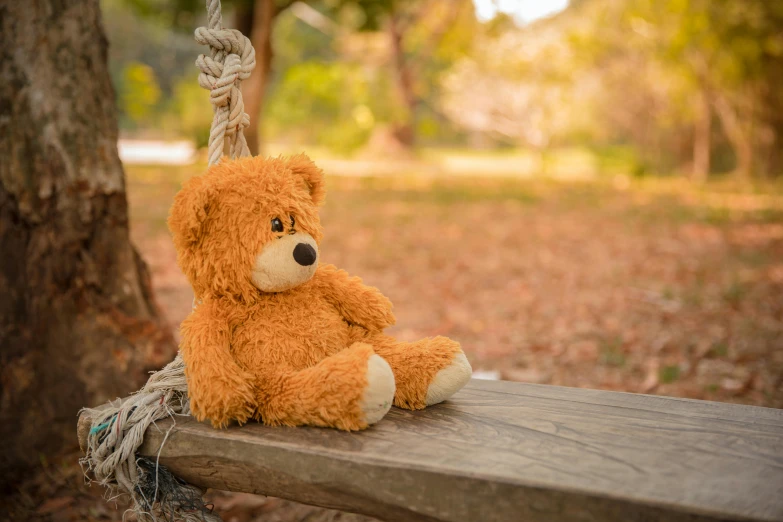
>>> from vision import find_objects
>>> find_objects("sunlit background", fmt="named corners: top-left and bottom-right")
top-left (109, 0), bottom-right (782, 404)
top-left (108, 0), bottom-right (783, 188)
top-left (474, 0), bottom-right (569, 23)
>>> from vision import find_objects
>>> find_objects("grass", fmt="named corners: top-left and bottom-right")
top-left (709, 342), bottom-right (730, 358)
top-left (660, 365), bottom-right (682, 384)
top-left (723, 280), bottom-right (747, 308)
top-left (599, 337), bottom-right (627, 368)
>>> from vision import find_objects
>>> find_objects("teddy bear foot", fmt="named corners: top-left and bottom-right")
top-left (360, 355), bottom-right (396, 425)
top-left (426, 352), bottom-right (472, 406)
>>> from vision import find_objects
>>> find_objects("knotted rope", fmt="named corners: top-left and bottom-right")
top-left (80, 1), bottom-right (255, 520)
top-left (195, 0), bottom-right (256, 166)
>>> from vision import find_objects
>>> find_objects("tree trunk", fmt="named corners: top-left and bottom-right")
top-left (0, 0), bottom-right (175, 490)
top-left (692, 87), bottom-right (711, 182)
top-left (234, 0), bottom-right (255, 42)
top-left (242, 0), bottom-right (275, 156)
top-left (713, 92), bottom-right (754, 179)
top-left (388, 11), bottom-right (417, 149)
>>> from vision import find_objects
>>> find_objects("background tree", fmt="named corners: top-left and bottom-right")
top-left (385, 0), bottom-right (474, 148)
top-left (108, 0), bottom-right (780, 178)
top-left (123, 0), bottom-right (298, 154)
top-left (0, 0), bottom-right (176, 488)
top-left (121, 0), bottom-right (393, 154)
top-left (233, 0), bottom-right (298, 155)
top-left (119, 0), bottom-right (477, 154)
top-left (615, 0), bottom-right (783, 179)
top-left (442, 0), bottom-right (783, 179)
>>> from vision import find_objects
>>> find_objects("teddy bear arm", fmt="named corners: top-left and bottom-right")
top-left (315, 264), bottom-right (396, 331)
top-left (181, 304), bottom-right (256, 428)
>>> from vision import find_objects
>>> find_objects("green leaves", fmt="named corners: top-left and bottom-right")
top-left (120, 62), bottom-right (162, 126)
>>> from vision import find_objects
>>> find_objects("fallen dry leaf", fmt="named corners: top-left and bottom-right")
top-left (36, 496), bottom-right (74, 514)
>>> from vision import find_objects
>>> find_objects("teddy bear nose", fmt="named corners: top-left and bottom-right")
top-left (293, 243), bottom-right (317, 266)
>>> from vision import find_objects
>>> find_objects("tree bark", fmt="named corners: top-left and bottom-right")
top-left (0, 0), bottom-right (175, 490)
top-left (242, 0), bottom-right (276, 156)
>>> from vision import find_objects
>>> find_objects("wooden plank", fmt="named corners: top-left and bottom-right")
top-left (78, 380), bottom-right (783, 522)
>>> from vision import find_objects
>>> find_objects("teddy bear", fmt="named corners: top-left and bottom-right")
top-left (168, 154), bottom-right (472, 430)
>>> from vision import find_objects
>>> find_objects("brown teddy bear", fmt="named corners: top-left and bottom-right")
top-left (168, 154), bottom-right (472, 430)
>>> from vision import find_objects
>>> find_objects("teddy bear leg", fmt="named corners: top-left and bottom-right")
top-left (368, 335), bottom-right (471, 410)
top-left (256, 342), bottom-right (395, 430)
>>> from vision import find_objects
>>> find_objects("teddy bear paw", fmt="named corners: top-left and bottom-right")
top-left (426, 352), bottom-right (472, 406)
top-left (360, 355), bottom-right (396, 425)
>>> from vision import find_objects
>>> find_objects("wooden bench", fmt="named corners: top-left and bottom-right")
top-left (77, 379), bottom-right (783, 522)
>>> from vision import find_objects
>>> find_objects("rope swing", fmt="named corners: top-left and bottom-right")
top-left (80, 1), bottom-right (254, 520)
top-left (195, 0), bottom-right (256, 166)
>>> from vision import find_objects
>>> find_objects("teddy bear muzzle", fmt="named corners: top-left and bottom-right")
top-left (251, 233), bottom-right (319, 293)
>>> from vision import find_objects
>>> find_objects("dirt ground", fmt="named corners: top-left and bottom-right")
top-left (11, 164), bottom-right (783, 521)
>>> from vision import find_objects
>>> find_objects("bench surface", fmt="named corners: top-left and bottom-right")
top-left (79, 379), bottom-right (783, 522)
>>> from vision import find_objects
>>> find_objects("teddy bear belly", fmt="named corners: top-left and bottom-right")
top-left (230, 304), bottom-right (357, 372)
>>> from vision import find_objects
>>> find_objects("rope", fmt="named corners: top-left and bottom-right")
top-left (80, 1), bottom-right (256, 520)
top-left (79, 356), bottom-right (217, 522)
top-left (195, 0), bottom-right (256, 166)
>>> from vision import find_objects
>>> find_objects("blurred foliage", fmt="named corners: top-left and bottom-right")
top-left (121, 0), bottom-right (397, 31)
top-left (264, 0), bottom-right (476, 151)
top-left (104, 0), bottom-right (783, 176)
top-left (441, 0), bottom-right (783, 177)
top-left (167, 79), bottom-right (213, 148)
top-left (120, 62), bottom-right (162, 128)
top-left (266, 61), bottom-right (375, 153)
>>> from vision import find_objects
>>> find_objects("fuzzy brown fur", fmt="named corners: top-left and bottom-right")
top-left (169, 155), bottom-right (465, 430)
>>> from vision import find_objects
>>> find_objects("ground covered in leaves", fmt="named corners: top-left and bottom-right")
top-left (17, 163), bottom-right (783, 521)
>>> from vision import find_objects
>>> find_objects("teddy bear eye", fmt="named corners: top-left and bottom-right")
top-left (290, 215), bottom-right (295, 228)
top-left (271, 217), bottom-right (284, 233)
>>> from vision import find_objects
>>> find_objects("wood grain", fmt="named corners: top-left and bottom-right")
top-left (78, 380), bottom-right (783, 522)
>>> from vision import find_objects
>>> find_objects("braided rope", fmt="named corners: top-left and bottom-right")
top-left (195, 0), bottom-right (256, 166)
top-left (79, 2), bottom-right (257, 520)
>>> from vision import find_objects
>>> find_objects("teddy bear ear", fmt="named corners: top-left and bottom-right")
top-left (288, 153), bottom-right (325, 206)
top-left (168, 176), bottom-right (213, 245)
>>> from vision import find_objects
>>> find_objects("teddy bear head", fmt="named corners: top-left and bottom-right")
top-left (168, 154), bottom-right (326, 301)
